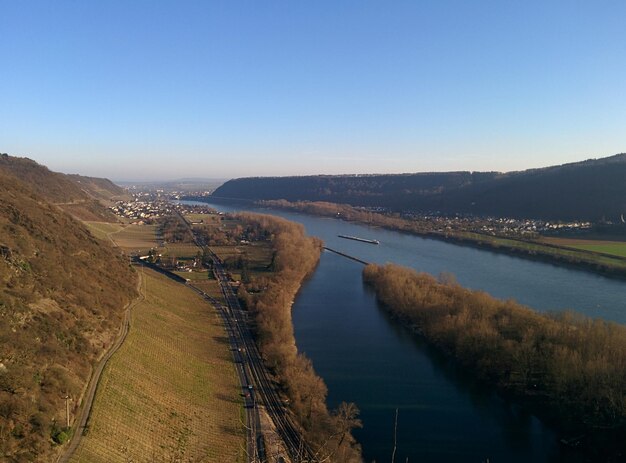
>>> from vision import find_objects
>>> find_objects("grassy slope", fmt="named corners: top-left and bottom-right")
top-left (69, 268), bottom-right (245, 463)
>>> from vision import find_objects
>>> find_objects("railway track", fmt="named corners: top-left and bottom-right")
top-left (175, 209), bottom-right (316, 462)
top-left (213, 264), bottom-right (316, 462)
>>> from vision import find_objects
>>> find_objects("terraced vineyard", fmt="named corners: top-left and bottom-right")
top-left (113, 224), bottom-right (160, 252)
top-left (69, 268), bottom-right (245, 463)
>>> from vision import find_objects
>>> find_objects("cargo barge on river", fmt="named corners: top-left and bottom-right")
top-left (338, 234), bottom-right (380, 245)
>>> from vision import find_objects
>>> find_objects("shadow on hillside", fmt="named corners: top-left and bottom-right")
top-left (211, 335), bottom-right (230, 345)
top-left (220, 422), bottom-right (245, 437)
top-left (215, 391), bottom-right (241, 405)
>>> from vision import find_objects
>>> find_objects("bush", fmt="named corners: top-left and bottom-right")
top-left (51, 425), bottom-right (70, 445)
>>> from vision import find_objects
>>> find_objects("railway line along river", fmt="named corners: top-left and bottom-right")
top-left (181, 200), bottom-right (626, 462)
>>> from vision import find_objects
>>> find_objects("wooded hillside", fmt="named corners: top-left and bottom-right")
top-left (0, 164), bottom-right (137, 462)
top-left (213, 153), bottom-right (626, 222)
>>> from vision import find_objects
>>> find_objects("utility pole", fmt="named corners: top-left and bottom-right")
top-left (63, 394), bottom-right (71, 428)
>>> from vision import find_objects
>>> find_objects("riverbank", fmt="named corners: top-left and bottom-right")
top-left (185, 196), bottom-right (626, 461)
top-left (234, 213), bottom-right (362, 462)
top-left (232, 199), bottom-right (626, 279)
top-left (363, 263), bottom-right (626, 461)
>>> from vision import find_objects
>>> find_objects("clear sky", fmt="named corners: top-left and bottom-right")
top-left (1, 1), bottom-right (625, 181)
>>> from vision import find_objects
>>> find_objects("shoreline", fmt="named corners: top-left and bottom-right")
top-left (191, 196), bottom-right (626, 281)
top-left (363, 263), bottom-right (626, 461)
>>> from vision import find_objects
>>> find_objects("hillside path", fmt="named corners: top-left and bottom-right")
top-left (57, 267), bottom-right (145, 463)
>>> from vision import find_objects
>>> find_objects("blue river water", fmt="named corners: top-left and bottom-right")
top-left (182, 200), bottom-right (625, 462)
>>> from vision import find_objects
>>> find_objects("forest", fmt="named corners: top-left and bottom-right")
top-left (235, 213), bottom-right (363, 462)
top-left (363, 263), bottom-right (626, 458)
top-left (212, 153), bottom-right (626, 222)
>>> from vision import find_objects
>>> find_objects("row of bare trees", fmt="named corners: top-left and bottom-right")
top-left (235, 213), bottom-right (363, 462)
top-left (363, 263), bottom-right (626, 456)
top-left (159, 215), bottom-right (194, 243)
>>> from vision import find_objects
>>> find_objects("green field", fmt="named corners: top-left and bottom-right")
top-left (455, 232), bottom-right (626, 271)
top-left (539, 237), bottom-right (626, 258)
top-left (69, 268), bottom-right (244, 463)
top-left (173, 270), bottom-right (210, 281)
top-left (571, 243), bottom-right (626, 258)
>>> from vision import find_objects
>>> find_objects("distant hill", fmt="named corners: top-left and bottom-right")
top-left (0, 160), bottom-right (137, 461)
top-left (118, 178), bottom-right (226, 192)
top-left (213, 153), bottom-right (626, 222)
top-left (0, 153), bottom-right (124, 221)
top-left (67, 173), bottom-right (127, 202)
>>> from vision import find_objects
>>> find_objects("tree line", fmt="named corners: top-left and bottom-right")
top-left (363, 263), bottom-right (626, 459)
top-left (235, 213), bottom-right (362, 462)
top-left (159, 215), bottom-right (195, 244)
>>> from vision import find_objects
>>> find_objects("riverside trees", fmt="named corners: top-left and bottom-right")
top-left (235, 213), bottom-right (362, 462)
top-left (363, 263), bottom-right (626, 457)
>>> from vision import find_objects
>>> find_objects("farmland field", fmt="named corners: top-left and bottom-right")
top-left (454, 232), bottom-right (626, 271)
top-left (540, 237), bottom-right (626, 258)
top-left (572, 243), bottom-right (626, 258)
top-left (173, 270), bottom-right (210, 280)
top-left (69, 268), bottom-right (244, 463)
top-left (163, 243), bottom-right (202, 258)
top-left (113, 224), bottom-right (160, 253)
top-left (212, 243), bottom-right (272, 275)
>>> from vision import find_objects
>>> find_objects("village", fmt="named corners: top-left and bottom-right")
top-left (109, 193), bottom-right (215, 224)
top-left (398, 210), bottom-right (593, 238)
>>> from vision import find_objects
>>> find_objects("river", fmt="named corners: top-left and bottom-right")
top-left (181, 200), bottom-right (625, 462)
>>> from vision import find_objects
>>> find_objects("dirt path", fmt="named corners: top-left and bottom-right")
top-left (57, 267), bottom-right (145, 463)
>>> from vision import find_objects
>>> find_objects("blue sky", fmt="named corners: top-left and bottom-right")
top-left (1, 1), bottom-right (625, 181)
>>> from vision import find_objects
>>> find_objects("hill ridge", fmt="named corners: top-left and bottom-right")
top-left (213, 153), bottom-right (626, 222)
